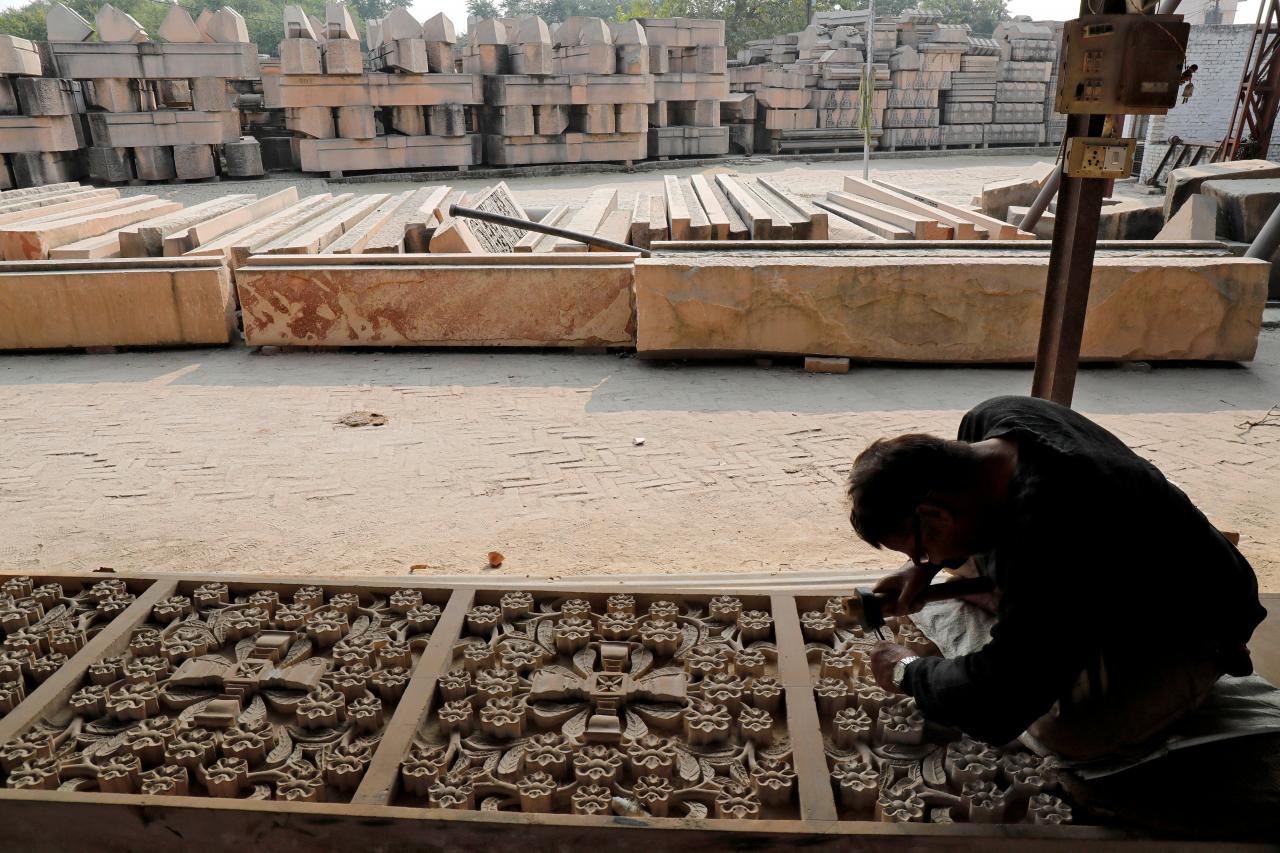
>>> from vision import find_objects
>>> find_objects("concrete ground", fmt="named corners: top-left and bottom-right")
top-left (1, 330), bottom-right (1277, 591)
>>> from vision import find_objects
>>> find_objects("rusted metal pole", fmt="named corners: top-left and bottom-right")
top-left (1019, 166), bottom-right (1061, 233)
top-left (448, 205), bottom-right (651, 257)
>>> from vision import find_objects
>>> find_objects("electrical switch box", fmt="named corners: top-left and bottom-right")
top-left (1065, 136), bottom-right (1137, 179)
top-left (1055, 14), bottom-right (1190, 115)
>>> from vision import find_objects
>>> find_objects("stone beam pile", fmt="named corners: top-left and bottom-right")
top-left (47, 2), bottom-right (263, 183)
top-left (474, 15), bottom-right (651, 167)
top-left (639, 17), bottom-right (729, 158)
top-left (730, 12), bottom-right (1061, 153)
top-left (0, 34), bottom-right (84, 188)
top-left (274, 1), bottom-right (481, 177)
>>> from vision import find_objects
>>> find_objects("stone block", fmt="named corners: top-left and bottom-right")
top-left (536, 104), bottom-right (569, 136)
top-left (134, 145), bottom-right (176, 181)
top-left (119, 194), bottom-right (254, 256)
top-left (648, 44), bottom-right (670, 74)
top-left (323, 38), bottom-right (364, 74)
top-left (286, 106), bottom-right (335, 139)
top-left (616, 103), bottom-right (646, 133)
top-left (206, 8), bottom-right (249, 43)
top-left (427, 104), bottom-right (467, 137)
top-left (805, 356), bottom-right (850, 374)
top-left (281, 37), bottom-right (322, 73)
top-left (86, 78), bottom-right (139, 113)
top-left (191, 78), bottom-right (234, 112)
top-left (426, 42), bottom-right (455, 73)
top-left (1155, 194), bottom-right (1217, 241)
top-left (223, 137), bottom-right (265, 178)
top-left (337, 105), bottom-right (376, 139)
top-left (88, 111), bottom-right (228, 148)
top-left (634, 255), bottom-right (1269, 362)
top-left (87, 146), bottom-right (133, 182)
top-left (51, 41), bottom-right (259, 80)
top-left (421, 11), bottom-right (456, 43)
top-left (284, 5), bottom-right (318, 39)
top-left (165, 187), bottom-right (298, 255)
top-left (95, 3), bottom-right (148, 43)
top-left (1096, 199), bottom-right (1165, 241)
top-left (509, 42), bottom-right (553, 75)
top-left (236, 257), bottom-right (634, 347)
top-left (278, 72), bottom-right (482, 108)
top-left (1200, 178), bottom-right (1280, 242)
top-left (381, 6), bottom-right (421, 40)
top-left (0, 195), bottom-right (181, 259)
top-left (0, 35), bottom-right (40, 78)
top-left (384, 38), bottom-right (429, 73)
top-left (0, 79), bottom-right (14, 115)
top-left (1163, 159), bottom-right (1280, 221)
top-left (9, 150), bottom-right (81, 187)
top-left (977, 161), bottom-right (1056, 219)
top-left (173, 144), bottom-right (216, 179)
top-left (260, 136), bottom-right (295, 171)
top-left (46, 3), bottom-right (94, 43)
top-left (326, 0), bottom-right (358, 39)
top-left (616, 43), bottom-right (648, 75)
top-left (0, 115), bottom-right (80, 153)
top-left (295, 134), bottom-right (478, 173)
top-left (462, 43), bottom-right (506, 75)
top-left (390, 106), bottom-right (426, 136)
top-left (159, 4), bottom-right (203, 43)
top-left (0, 260), bottom-right (235, 348)
top-left (157, 78), bottom-right (192, 108)
top-left (488, 105), bottom-right (534, 136)
top-left (554, 43), bottom-right (614, 75)
top-left (575, 103), bottom-right (614, 134)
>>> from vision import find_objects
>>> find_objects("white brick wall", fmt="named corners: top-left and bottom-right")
top-left (1140, 24), bottom-right (1256, 181)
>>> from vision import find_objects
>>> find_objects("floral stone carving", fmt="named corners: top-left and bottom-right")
top-left (399, 592), bottom-right (797, 819)
top-left (801, 599), bottom-right (1074, 826)
top-left (0, 577), bottom-right (142, 719)
top-left (0, 583), bottom-right (442, 803)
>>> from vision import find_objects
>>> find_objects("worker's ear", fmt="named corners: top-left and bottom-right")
top-left (916, 502), bottom-right (954, 529)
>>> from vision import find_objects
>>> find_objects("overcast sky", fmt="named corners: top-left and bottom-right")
top-left (0, 0), bottom-right (1263, 34)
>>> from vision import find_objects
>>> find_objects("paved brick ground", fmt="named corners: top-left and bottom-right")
top-left (1, 332), bottom-right (1277, 590)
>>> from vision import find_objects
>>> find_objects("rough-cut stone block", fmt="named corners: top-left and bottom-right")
top-left (1156, 194), bottom-right (1217, 241)
top-left (1164, 159), bottom-right (1280, 221)
top-left (634, 255), bottom-right (1269, 362)
top-left (87, 146), bottom-right (133, 182)
top-left (1200, 178), bottom-right (1280, 242)
top-left (323, 38), bottom-right (364, 74)
top-left (159, 4), bottom-right (203, 43)
top-left (95, 3), bottom-right (147, 42)
top-left (295, 134), bottom-right (478, 173)
top-left (286, 106), bottom-right (335, 139)
top-left (978, 161), bottom-right (1056, 220)
top-left (46, 3), bottom-right (94, 43)
top-left (536, 104), bottom-right (568, 136)
top-left (390, 105), bottom-right (426, 136)
top-left (281, 37), bottom-right (322, 74)
top-left (86, 78), bottom-right (139, 113)
top-left (206, 7), bottom-right (249, 43)
top-left (0, 115), bottom-right (79, 153)
top-left (9, 150), bottom-right (80, 187)
top-left (277, 72), bottom-right (482, 108)
top-left (88, 111), bottom-right (227, 148)
top-left (51, 41), bottom-right (260, 80)
top-left (337, 105), bottom-right (377, 139)
top-left (326, 0), bottom-right (358, 39)
top-left (173, 144), bottom-right (216, 179)
top-left (0, 196), bottom-right (182, 259)
top-left (191, 78), bottom-right (234, 112)
top-left (0, 259), bottom-right (234, 347)
top-left (236, 258), bottom-right (635, 347)
top-left (427, 104), bottom-right (466, 137)
top-left (0, 35), bottom-right (41, 77)
top-left (133, 146), bottom-right (176, 181)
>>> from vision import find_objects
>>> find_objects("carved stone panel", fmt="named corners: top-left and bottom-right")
top-left (797, 598), bottom-right (1075, 826)
top-left (396, 591), bottom-right (798, 819)
top-left (0, 576), bottom-right (146, 720)
top-left (0, 582), bottom-right (445, 803)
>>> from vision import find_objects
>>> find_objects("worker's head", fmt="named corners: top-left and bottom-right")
top-left (846, 434), bottom-right (987, 567)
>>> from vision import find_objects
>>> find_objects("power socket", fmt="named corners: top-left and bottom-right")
top-left (1065, 136), bottom-right (1136, 179)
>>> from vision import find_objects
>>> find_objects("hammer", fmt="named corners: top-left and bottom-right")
top-left (833, 575), bottom-right (996, 635)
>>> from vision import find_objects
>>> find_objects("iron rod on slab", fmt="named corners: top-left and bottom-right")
top-left (448, 205), bottom-right (650, 257)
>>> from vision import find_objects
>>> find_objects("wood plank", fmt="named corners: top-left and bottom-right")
top-left (0, 579), bottom-right (177, 745)
top-left (516, 204), bottom-right (569, 252)
top-left (756, 177), bottom-right (829, 240)
top-left (663, 175), bottom-right (690, 240)
top-left (819, 188), bottom-right (942, 236)
top-left (872, 178), bottom-right (1035, 240)
top-left (815, 199), bottom-right (907, 240)
top-left (715, 174), bottom-right (772, 239)
top-left (681, 177), bottom-right (712, 240)
top-left (352, 588), bottom-right (474, 805)
top-left (844, 176), bottom-right (978, 240)
top-left (690, 175), bottom-right (730, 240)
top-left (771, 593), bottom-right (839, 822)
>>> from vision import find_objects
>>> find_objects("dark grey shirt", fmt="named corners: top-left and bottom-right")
top-left (902, 396), bottom-right (1266, 745)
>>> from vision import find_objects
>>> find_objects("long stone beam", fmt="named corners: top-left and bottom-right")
top-left (277, 72), bottom-right (483, 108)
top-left (48, 41), bottom-right (260, 80)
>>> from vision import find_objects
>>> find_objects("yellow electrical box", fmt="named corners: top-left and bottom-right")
top-left (1065, 136), bottom-right (1137, 179)
top-left (1055, 14), bottom-right (1190, 115)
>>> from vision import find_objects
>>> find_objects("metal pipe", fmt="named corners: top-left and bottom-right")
top-left (1246, 199), bottom-right (1280, 260)
top-left (447, 205), bottom-right (650, 257)
top-left (1020, 166), bottom-right (1062, 233)
top-left (863, 0), bottom-right (874, 180)
top-left (1157, 0), bottom-right (1181, 13)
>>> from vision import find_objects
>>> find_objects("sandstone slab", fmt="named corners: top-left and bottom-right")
top-left (236, 257), bottom-right (635, 347)
top-left (1156, 194), bottom-right (1218, 241)
top-left (1164, 159), bottom-right (1280, 221)
top-left (0, 259), bottom-right (235, 348)
top-left (1200, 178), bottom-right (1280, 242)
top-left (634, 255), bottom-right (1269, 362)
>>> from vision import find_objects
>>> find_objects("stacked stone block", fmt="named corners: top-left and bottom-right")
top-left (476, 15), bottom-right (651, 166)
top-left (937, 35), bottom-right (997, 148)
top-left (0, 33), bottom-right (83, 187)
top-left (988, 20), bottom-right (1051, 146)
top-left (276, 2), bottom-right (481, 176)
top-left (48, 3), bottom-right (262, 183)
top-left (639, 18), bottom-right (729, 158)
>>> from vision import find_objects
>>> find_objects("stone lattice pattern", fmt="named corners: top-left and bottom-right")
top-left (0, 576), bottom-right (141, 719)
top-left (398, 592), bottom-right (797, 819)
top-left (799, 599), bottom-right (1074, 825)
top-left (0, 582), bottom-right (440, 802)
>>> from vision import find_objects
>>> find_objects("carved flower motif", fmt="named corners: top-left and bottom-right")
top-left (479, 697), bottom-right (526, 739)
top-left (165, 726), bottom-right (216, 769)
top-left (323, 742), bottom-right (371, 790)
top-left (292, 585), bottom-right (324, 608)
top-left (96, 594), bottom-right (135, 618)
top-left (496, 638), bottom-right (546, 672)
top-left (962, 779), bottom-right (1007, 819)
top-left (571, 783), bottom-right (613, 816)
top-left (736, 610), bottom-right (773, 640)
top-left (429, 773), bottom-right (475, 810)
top-left (708, 595), bottom-right (742, 623)
top-left (878, 696), bottom-right (925, 745)
top-left (123, 655), bottom-right (171, 685)
top-left (151, 595), bottom-right (193, 623)
top-left (331, 662), bottom-right (374, 700)
top-left (401, 745), bottom-right (450, 795)
top-left (405, 604), bottom-right (441, 634)
top-left (466, 605), bottom-right (503, 635)
top-left (328, 592), bottom-right (360, 615)
top-left (714, 781), bottom-right (762, 819)
top-left (438, 699), bottom-right (474, 734)
top-left (362, 666), bottom-right (404, 703)
top-left (1027, 792), bottom-right (1072, 825)
top-left (49, 627), bottom-right (84, 656)
top-left (876, 781), bottom-right (926, 823)
top-left (6, 756), bottom-right (60, 790)
top-left (638, 619), bottom-right (681, 655)
top-left (684, 701), bottom-right (732, 746)
top-left (738, 705), bottom-right (774, 743)
top-left (247, 590), bottom-right (279, 614)
top-left (552, 617), bottom-right (592, 653)
top-left (191, 582), bottom-right (229, 607)
top-left (684, 645), bottom-right (730, 678)
top-left (32, 583), bottom-right (61, 607)
top-left (813, 677), bottom-right (851, 714)
top-left (378, 640), bottom-right (412, 669)
top-left (97, 752), bottom-right (142, 793)
top-left (437, 668), bottom-right (472, 701)
top-left (516, 770), bottom-right (556, 811)
top-left (123, 716), bottom-right (179, 765)
top-left (139, 764), bottom-right (188, 796)
top-left (832, 706), bottom-right (873, 748)
top-left (856, 680), bottom-right (889, 717)
top-left (461, 641), bottom-right (495, 672)
top-left (558, 599), bottom-right (592, 618)
top-left (224, 607), bottom-right (269, 641)
top-left (0, 577), bottom-right (32, 597)
top-left (750, 757), bottom-right (796, 805)
top-left (598, 612), bottom-right (638, 640)
top-left (572, 744), bottom-right (623, 785)
top-left (625, 734), bottom-right (677, 778)
top-left (499, 591), bottom-right (534, 618)
top-left (0, 649), bottom-right (31, 683)
top-left (702, 672), bottom-right (744, 710)
top-left (523, 732), bottom-right (574, 779)
top-left (733, 647), bottom-right (766, 677)
top-left (107, 682), bottom-right (160, 721)
top-left (348, 695), bottom-right (384, 732)
top-left (68, 684), bottom-right (108, 717)
top-left (632, 774), bottom-right (674, 816)
top-left (0, 732), bottom-right (52, 773)
top-left (128, 628), bottom-right (163, 657)
top-left (273, 603), bottom-right (311, 630)
top-left (945, 737), bottom-right (1000, 784)
top-left (474, 668), bottom-right (519, 702)
top-left (222, 726), bottom-right (271, 766)
top-left (205, 756), bottom-right (249, 797)
top-left (831, 758), bottom-right (879, 810)
top-left (605, 594), bottom-right (635, 615)
top-left (306, 609), bottom-right (348, 647)
top-left (296, 686), bottom-right (344, 729)
top-left (29, 652), bottom-right (67, 684)
top-left (276, 763), bottom-right (325, 802)
top-left (800, 609), bottom-right (836, 640)
top-left (820, 648), bottom-right (862, 680)
top-left (389, 589), bottom-right (422, 615)
top-left (648, 600), bottom-right (680, 620)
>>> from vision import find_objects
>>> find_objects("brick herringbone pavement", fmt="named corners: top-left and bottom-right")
top-left (1, 343), bottom-right (1277, 590)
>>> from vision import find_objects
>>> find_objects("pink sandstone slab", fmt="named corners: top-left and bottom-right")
top-left (236, 259), bottom-right (635, 347)
top-left (633, 255), bottom-right (1269, 362)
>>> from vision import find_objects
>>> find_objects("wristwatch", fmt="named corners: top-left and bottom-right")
top-left (891, 655), bottom-right (921, 690)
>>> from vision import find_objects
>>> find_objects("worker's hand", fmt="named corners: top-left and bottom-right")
top-left (870, 641), bottom-right (913, 694)
top-left (873, 561), bottom-right (938, 617)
